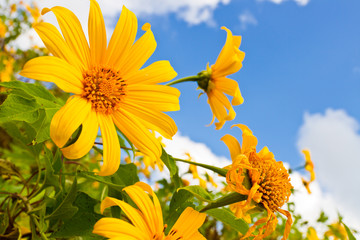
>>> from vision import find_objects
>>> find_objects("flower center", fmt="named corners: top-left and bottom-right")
top-left (249, 153), bottom-right (292, 212)
top-left (82, 66), bottom-right (126, 114)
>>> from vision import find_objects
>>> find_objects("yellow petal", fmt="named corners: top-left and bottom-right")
top-left (121, 102), bottom-right (177, 139)
top-left (61, 110), bottom-right (98, 159)
top-left (123, 185), bottom-right (160, 234)
top-left (207, 89), bottom-right (236, 130)
top-left (120, 23), bottom-right (156, 75)
top-left (168, 207), bottom-right (206, 240)
top-left (214, 77), bottom-right (244, 105)
top-left (212, 26), bottom-right (245, 78)
top-left (97, 113), bottom-right (120, 176)
top-left (232, 124), bottom-right (258, 153)
top-left (112, 110), bottom-right (162, 161)
top-left (93, 217), bottom-right (144, 240)
top-left (89, 0), bottom-right (106, 65)
top-left (221, 134), bottom-right (241, 160)
top-left (34, 22), bottom-right (84, 71)
top-left (43, 6), bottom-right (90, 69)
top-left (126, 60), bottom-right (177, 84)
top-left (125, 84), bottom-right (180, 112)
top-left (100, 197), bottom-right (151, 236)
top-left (50, 96), bottom-right (91, 148)
top-left (105, 6), bottom-right (137, 68)
top-left (20, 56), bottom-right (84, 94)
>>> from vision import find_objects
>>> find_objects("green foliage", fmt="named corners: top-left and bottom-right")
top-left (207, 208), bottom-right (249, 235)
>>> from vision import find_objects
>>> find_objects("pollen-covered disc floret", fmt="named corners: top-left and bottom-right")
top-left (248, 152), bottom-right (292, 213)
top-left (82, 66), bottom-right (126, 114)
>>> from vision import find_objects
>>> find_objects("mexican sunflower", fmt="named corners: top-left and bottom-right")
top-left (301, 149), bottom-right (315, 193)
top-left (197, 27), bottom-right (245, 130)
top-left (222, 124), bottom-right (293, 240)
top-left (93, 182), bottom-right (206, 240)
top-left (20, 1), bottom-right (179, 176)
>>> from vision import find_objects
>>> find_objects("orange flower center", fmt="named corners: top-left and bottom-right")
top-left (82, 66), bottom-right (126, 114)
top-left (249, 153), bottom-right (292, 212)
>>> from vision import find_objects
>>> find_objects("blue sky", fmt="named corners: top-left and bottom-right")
top-left (31, 0), bottom-right (360, 228)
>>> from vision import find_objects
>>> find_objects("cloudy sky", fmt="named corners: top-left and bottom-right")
top-left (21, 0), bottom-right (360, 233)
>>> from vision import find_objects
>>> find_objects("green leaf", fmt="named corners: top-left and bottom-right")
top-left (111, 163), bottom-right (139, 186)
top-left (169, 189), bottom-right (194, 213)
top-left (41, 146), bottom-right (60, 190)
top-left (45, 178), bottom-right (78, 220)
top-left (206, 208), bottom-right (249, 235)
top-left (342, 222), bottom-right (356, 240)
top-left (0, 94), bottom-right (40, 123)
top-left (177, 185), bottom-right (213, 203)
top-left (51, 192), bottom-right (104, 239)
top-left (161, 148), bottom-right (181, 188)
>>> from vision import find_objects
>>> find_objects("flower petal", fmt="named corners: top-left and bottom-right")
top-left (93, 217), bottom-right (144, 240)
top-left (221, 134), bottom-right (241, 160)
top-left (112, 110), bottom-right (162, 161)
top-left (125, 84), bottom-right (180, 112)
top-left (50, 96), bottom-right (91, 148)
top-left (214, 77), bottom-right (244, 105)
top-left (89, 0), bottom-right (106, 65)
top-left (212, 26), bottom-right (245, 78)
top-left (34, 22), bottom-right (84, 71)
top-left (207, 89), bottom-right (236, 130)
top-left (20, 56), bottom-right (84, 94)
top-left (168, 207), bottom-right (206, 240)
top-left (61, 110), bottom-right (98, 159)
top-left (123, 185), bottom-right (160, 234)
top-left (232, 124), bottom-right (258, 153)
top-left (126, 60), bottom-right (177, 85)
top-left (97, 113), bottom-right (120, 176)
top-left (121, 102), bottom-right (177, 139)
top-left (42, 6), bottom-right (90, 69)
top-left (120, 23), bottom-right (156, 76)
top-left (105, 6), bottom-right (137, 68)
top-left (100, 197), bottom-right (151, 236)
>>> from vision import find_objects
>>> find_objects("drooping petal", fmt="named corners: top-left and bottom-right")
top-left (93, 217), bottom-right (144, 240)
top-left (221, 134), bottom-right (241, 160)
top-left (125, 84), bottom-right (180, 112)
top-left (61, 110), bottom-right (98, 159)
top-left (232, 124), bottom-right (258, 153)
top-left (20, 56), bottom-right (84, 94)
top-left (120, 23), bottom-right (156, 75)
top-left (112, 110), bottom-right (162, 161)
top-left (42, 6), bottom-right (90, 69)
top-left (34, 22), bottom-right (84, 71)
top-left (50, 96), bottom-right (91, 148)
top-left (97, 113), bottom-right (120, 176)
top-left (214, 77), bottom-right (244, 105)
top-left (121, 102), bottom-right (177, 139)
top-left (207, 89), bottom-right (236, 130)
top-left (88, 0), bottom-right (106, 65)
top-left (100, 197), bottom-right (152, 237)
top-left (212, 26), bottom-right (245, 78)
top-left (123, 185), bottom-right (160, 234)
top-left (126, 60), bottom-right (177, 84)
top-left (168, 207), bottom-right (206, 240)
top-left (105, 6), bottom-right (137, 68)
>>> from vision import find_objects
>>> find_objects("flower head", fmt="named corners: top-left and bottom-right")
top-left (93, 182), bottom-right (206, 240)
top-left (198, 27), bottom-right (245, 130)
top-left (222, 124), bottom-right (293, 240)
top-left (303, 149), bottom-right (315, 182)
top-left (20, 1), bottom-right (179, 176)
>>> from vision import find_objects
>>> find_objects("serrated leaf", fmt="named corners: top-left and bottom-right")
top-left (45, 178), bottom-right (78, 220)
top-left (177, 185), bottom-right (213, 203)
top-left (206, 208), bottom-right (249, 235)
top-left (51, 192), bottom-right (104, 238)
top-left (0, 94), bottom-right (40, 123)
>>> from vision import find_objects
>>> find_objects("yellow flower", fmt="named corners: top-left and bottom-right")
top-left (307, 227), bottom-right (320, 240)
top-left (197, 27), bottom-right (245, 130)
top-left (0, 19), bottom-right (6, 38)
top-left (222, 124), bottom-right (293, 240)
top-left (24, 2), bottom-right (41, 23)
top-left (303, 149), bottom-right (315, 182)
top-left (325, 222), bottom-right (348, 240)
top-left (20, 1), bottom-right (179, 176)
top-left (0, 56), bottom-right (14, 83)
top-left (93, 182), bottom-right (206, 240)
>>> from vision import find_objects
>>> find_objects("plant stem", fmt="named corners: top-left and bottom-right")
top-left (173, 158), bottom-right (228, 177)
top-left (165, 76), bottom-right (199, 86)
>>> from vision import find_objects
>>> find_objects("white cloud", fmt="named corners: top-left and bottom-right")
top-left (297, 109), bottom-right (360, 230)
top-left (239, 10), bottom-right (258, 30)
top-left (37, 0), bottom-right (230, 26)
top-left (259, 0), bottom-right (310, 6)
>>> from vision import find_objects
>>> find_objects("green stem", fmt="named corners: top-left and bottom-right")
top-left (173, 158), bottom-right (228, 177)
top-left (200, 192), bottom-right (247, 212)
top-left (165, 76), bottom-right (200, 86)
